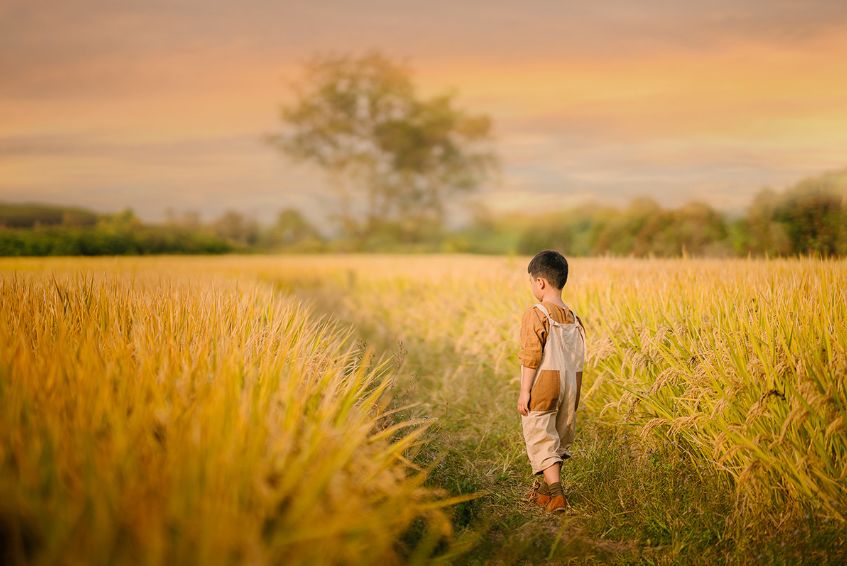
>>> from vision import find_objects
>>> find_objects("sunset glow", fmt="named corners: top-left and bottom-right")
top-left (2, 0), bottom-right (846, 222)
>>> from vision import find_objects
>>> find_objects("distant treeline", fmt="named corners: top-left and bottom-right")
top-left (1, 168), bottom-right (845, 257)
top-left (0, 209), bottom-right (232, 256)
top-left (0, 205), bottom-right (330, 256)
top-left (454, 168), bottom-right (847, 257)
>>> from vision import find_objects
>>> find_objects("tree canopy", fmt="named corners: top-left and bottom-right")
top-left (265, 51), bottom-right (498, 243)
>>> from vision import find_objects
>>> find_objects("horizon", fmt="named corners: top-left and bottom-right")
top-left (2, 1), bottom-right (847, 225)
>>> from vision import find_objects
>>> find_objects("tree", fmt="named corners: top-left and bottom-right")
top-left (164, 208), bottom-right (202, 229)
top-left (744, 170), bottom-right (847, 257)
top-left (210, 210), bottom-right (260, 247)
top-left (262, 208), bottom-right (324, 249)
top-left (264, 51), bottom-right (498, 243)
top-left (668, 201), bottom-right (729, 256)
top-left (775, 178), bottom-right (844, 256)
top-left (745, 188), bottom-right (791, 255)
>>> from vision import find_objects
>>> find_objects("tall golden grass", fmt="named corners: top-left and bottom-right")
top-left (0, 263), bottom-right (475, 565)
top-left (2, 255), bottom-right (844, 563)
top-left (252, 255), bottom-right (847, 524)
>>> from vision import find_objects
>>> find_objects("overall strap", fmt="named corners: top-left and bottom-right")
top-left (534, 302), bottom-right (560, 326)
top-left (534, 302), bottom-right (551, 321)
top-left (535, 302), bottom-right (577, 326)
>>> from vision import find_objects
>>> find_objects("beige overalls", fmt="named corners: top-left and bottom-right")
top-left (520, 302), bottom-right (586, 475)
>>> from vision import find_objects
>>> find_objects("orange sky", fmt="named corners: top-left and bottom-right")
top-left (2, 0), bottom-right (846, 224)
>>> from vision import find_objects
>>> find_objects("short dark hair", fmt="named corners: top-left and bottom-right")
top-left (527, 250), bottom-right (568, 289)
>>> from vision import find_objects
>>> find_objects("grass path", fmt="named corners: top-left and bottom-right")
top-left (281, 285), bottom-right (740, 564)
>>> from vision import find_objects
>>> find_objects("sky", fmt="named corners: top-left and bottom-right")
top-left (2, 0), bottom-right (847, 225)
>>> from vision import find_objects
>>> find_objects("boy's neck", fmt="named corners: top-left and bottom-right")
top-left (539, 290), bottom-right (566, 307)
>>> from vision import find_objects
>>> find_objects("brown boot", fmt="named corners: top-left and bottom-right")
top-left (545, 494), bottom-right (569, 513)
top-left (544, 482), bottom-right (569, 513)
top-left (528, 479), bottom-right (551, 507)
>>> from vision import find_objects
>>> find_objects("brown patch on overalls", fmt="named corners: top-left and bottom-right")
top-left (529, 369), bottom-right (560, 412)
top-left (519, 301), bottom-right (586, 475)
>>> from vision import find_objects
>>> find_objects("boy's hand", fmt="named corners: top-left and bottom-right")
top-left (517, 390), bottom-right (531, 416)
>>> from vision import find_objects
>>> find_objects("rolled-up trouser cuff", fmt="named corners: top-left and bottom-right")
top-left (533, 455), bottom-right (563, 475)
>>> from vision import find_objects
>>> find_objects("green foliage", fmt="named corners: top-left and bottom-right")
top-left (452, 199), bottom-right (735, 258)
top-left (209, 209), bottom-right (261, 247)
top-left (0, 204), bottom-right (234, 256)
top-left (741, 169), bottom-right (847, 257)
top-left (452, 169), bottom-right (846, 258)
top-left (0, 223), bottom-right (233, 256)
top-left (2, 168), bottom-right (844, 256)
top-left (258, 208), bottom-right (326, 252)
top-left (0, 205), bottom-right (329, 256)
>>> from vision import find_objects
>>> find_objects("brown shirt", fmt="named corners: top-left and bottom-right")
top-left (518, 300), bottom-right (583, 369)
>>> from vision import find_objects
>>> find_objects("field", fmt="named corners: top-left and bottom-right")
top-left (1, 255), bottom-right (845, 564)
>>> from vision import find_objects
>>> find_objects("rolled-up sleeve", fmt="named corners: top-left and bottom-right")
top-left (518, 307), bottom-right (547, 369)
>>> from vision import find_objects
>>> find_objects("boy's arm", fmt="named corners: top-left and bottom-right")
top-left (517, 364), bottom-right (536, 415)
top-left (517, 307), bottom-right (547, 415)
top-left (518, 306), bottom-right (547, 369)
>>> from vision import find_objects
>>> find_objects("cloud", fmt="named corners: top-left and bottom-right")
top-left (2, 0), bottom-right (846, 223)
top-left (4, 1), bottom-right (847, 95)
top-left (0, 131), bottom-right (266, 160)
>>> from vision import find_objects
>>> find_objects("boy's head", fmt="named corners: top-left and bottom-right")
top-left (527, 250), bottom-right (568, 300)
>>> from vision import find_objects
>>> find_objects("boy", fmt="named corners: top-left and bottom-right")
top-left (517, 250), bottom-right (586, 513)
